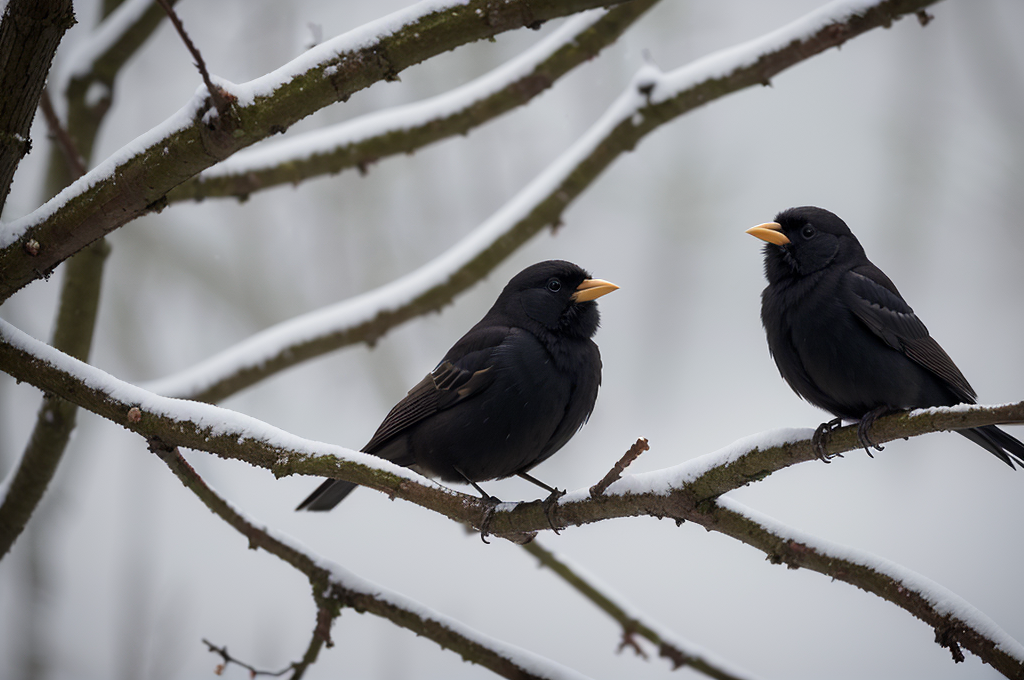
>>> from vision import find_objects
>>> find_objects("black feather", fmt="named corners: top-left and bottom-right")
top-left (297, 260), bottom-right (614, 511)
top-left (753, 206), bottom-right (1023, 469)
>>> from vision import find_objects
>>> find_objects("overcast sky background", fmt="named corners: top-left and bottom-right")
top-left (2, 1), bottom-right (1024, 679)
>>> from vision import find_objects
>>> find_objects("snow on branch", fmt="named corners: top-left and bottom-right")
top-left (59, 0), bottom-right (173, 88)
top-left (0, 0), bottom-right (618, 302)
top-left (153, 443), bottom-right (595, 680)
top-left (142, 0), bottom-right (943, 405)
top-left (166, 3), bottom-right (656, 203)
top-left (4, 312), bottom-right (1024, 675)
top-left (708, 497), bottom-right (1024, 677)
top-left (522, 539), bottom-right (765, 680)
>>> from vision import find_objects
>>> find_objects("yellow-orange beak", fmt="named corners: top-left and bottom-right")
top-left (746, 222), bottom-right (790, 246)
top-left (572, 278), bottom-right (619, 303)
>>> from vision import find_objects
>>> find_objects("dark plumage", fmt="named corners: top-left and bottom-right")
top-left (747, 206), bottom-right (1024, 467)
top-left (297, 260), bottom-right (618, 511)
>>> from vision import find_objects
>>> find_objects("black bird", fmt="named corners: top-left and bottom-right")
top-left (297, 260), bottom-right (618, 511)
top-left (747, 206), bottom-right (1024, 467)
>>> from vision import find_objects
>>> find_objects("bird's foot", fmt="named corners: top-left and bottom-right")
top-left (857, 407), bottom-right (891, 456)
top-left (540, 488), bottom-right (566, 535)
top-left (476, 493), bottom-right (502, 544)
top-left (812, 417), bottom-right (844, 462)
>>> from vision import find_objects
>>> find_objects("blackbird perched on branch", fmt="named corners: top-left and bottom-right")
top-left (297, 260), bottom-right (618, 511)
top-left (747, 206), bottom-right (1024, 466)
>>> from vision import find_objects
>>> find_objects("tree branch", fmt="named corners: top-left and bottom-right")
top-left (0, 239), bottom-right (109, 559)
top-left (2, 314), bottom-right (1023, 675)
top-left (38, 89), bottom-right (86, 178)
top-left (166, 2), bottom-right (658, 204)
top-left (47, 0), bottom-right (180, 191)
top-left (0, 0), bottom-right (623, 302)
top-left (153, 0), bottom-right (232, 115)
top-left (152, 442), bottom-right (596, 680)
top-left (0, 0), bottom-right (162, 560)
top-left (522, 539), bottom-right (756, 680)
top-left (705, 498), bottom-right (1024, 679)
top-left (142, 0), bottom-right (943, 404)
top-left (0, 0), bottom-right (75, 215)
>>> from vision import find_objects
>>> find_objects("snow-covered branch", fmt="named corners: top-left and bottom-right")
top-left (0, 0), bottom-right (619, 302)
top-left (522, 539), bottom-right (763, 680)
top-left (55, 0), bottom-right (179, 166)
top-left (153, 443), bottom-right (595, 680)
top-left (7, 313), bottom-right (1024, 534)
top-left (706, 498), bottom-right (1024, 678)
top-left (167, 2), bottom-right (657, 204)
top-left (143, 0), bottom-right (943, 404)
top-left (0, 0), bottom-right (174, 562)
top-left (3, 312), bottom-right (1024, 674)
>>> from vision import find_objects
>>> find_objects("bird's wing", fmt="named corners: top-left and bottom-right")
top-left (362, 326), bottom-right (508, 453)
top-left (846, 265), bottom-right (976, 402)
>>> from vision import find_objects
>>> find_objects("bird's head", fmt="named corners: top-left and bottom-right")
top-left (498, 260), bottom-right (618, 339)
top-left (746, 206), bottom-right (865, 282)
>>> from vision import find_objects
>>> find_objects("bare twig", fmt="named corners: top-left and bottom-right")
top-left (39, 88), bottom-right (86, 178)
top-left (202, 639), bottom-right (296, 678)
top-left (153, 0), bottom-right (232, 114)
top-left (590, 437), bottom-right (649, 497)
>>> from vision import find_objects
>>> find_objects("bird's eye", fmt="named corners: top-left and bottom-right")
top-left (801, 225), bottom-right (816, 240)
top-left (546, 279), bottom-right (562, 292)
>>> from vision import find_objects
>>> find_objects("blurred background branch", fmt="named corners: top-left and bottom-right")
top-left (0, 0), bottom-right (167, 561)
top-left (153, 441), bottom-right (592, 680)
top-left (145, 0), bottom-right (942, 405)
top-left (523, 538), bottom-right (755, 680)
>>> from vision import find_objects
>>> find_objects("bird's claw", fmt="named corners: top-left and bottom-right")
top-left (541, 488), bottom-right (566, 534)
top-left (477, 494), bottom-right (502, 544)
top-left (812, 417), bottom-right (844, 462)
top-left (857, 407), bottom-right (890, 456)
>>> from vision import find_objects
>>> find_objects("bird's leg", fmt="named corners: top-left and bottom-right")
top-left (857, 406), bottom-right (892, 455)
top-left (811, 417), bottom-right (844, 462)
top-left (455, 466), bottom-right (501, 544)
top-left (518, 472), bottom-right (566, 534)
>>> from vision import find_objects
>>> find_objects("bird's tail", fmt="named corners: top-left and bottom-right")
top-left (295, 478), bottom-right (359, 511)
top-left (958, 425), bottom-right (1024, 469)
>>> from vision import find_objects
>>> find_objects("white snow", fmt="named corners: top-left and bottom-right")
top-left (144, 52), bottom-right (651, 401)
top-left (319, 554), bottom-right (596, 679)
top-left (200, 10), bottom-right (607, 178)
top-left (639, 0), bottom-right (885, 105)
top-left (142, 3), bottom-right (893, 402)
top-left (204, 495), bottom-right (597, 680)
top-left (0, 0), bottom-right (506, 244)
top-left (63, 0), bottom-right (156, 81)
top-left (0, 317), bottom-right (433, 490)
top-left (717, 496), bottom-right (1024, 663)
top-left (226, 0), bottom-right (475, 107)
top-left (560, 428), bottom-right (813, 502)
top-left (84, 81), bottom-right (110, 108)
top-left (0, 87), bottom-right (209, 248)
